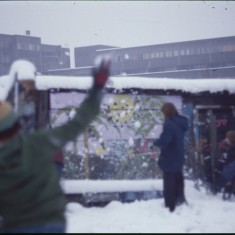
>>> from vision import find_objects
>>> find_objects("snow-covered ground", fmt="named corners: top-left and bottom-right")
top-left (65, 180), bottom-right (235, 233)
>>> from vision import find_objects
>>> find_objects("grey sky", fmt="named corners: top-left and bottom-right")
top-left (0, 1), bottom-right (235, 66)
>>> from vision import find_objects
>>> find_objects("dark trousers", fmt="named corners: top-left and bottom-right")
top-left (163, 171), bottom-right (186, 212)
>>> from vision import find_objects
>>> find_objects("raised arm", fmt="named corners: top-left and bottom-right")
top-left (30, 57), bottom-right (111, 155)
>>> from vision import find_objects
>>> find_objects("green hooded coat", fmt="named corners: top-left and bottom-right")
top-left (0, 87), bottom-right (103, 229)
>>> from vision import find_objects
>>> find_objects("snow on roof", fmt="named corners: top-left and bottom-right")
top-left (36, 75), bottom-right (235, 94)
top-left (1, 59), bottom-right (235, 100)
top-left (1, 74), bottom-right (235, 100)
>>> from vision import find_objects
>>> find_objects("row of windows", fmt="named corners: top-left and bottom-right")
top-left (0, 41), bottom-right (11, 48)
top-left (42, 51), bottom-right (61, 57)
top-left (114, 44), bottom-right (235, 62)
top-left (112, 62), bottom-right (234, 75)
top-left (0, 55), bottom-right (11, 64)
top-left (17, 42), bottom-right (41, 51)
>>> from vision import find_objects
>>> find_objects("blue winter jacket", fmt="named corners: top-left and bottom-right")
top-left (221, 145), bottom-right (235, 181)
top-left (153, 114), bottom-right (188, 172)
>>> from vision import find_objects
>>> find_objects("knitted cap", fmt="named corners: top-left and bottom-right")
top-left (0, 101), bottom-right (18, 132)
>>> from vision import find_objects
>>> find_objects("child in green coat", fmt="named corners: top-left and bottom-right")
top-left (0, 57), bottom-right (110, 233)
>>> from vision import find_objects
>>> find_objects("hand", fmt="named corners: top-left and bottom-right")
top-left (92, 56), bottom-right (111, 89)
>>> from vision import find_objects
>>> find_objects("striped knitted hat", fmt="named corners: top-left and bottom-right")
top-left (0, 101), bottom-right (18, 132)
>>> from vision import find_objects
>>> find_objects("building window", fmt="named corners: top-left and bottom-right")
top-left (17, 43), bottom-right (29, 50)
top-left (143, 53), bottom-right (150, 60)
top-left (150, 52), bottom-right (155, 59)
top-left (190, 48), bottom-right (194, 55)
top-left (173, 50), bottom-right (179, 56)
top-left (156, 51), bottom-right (163, 58)
top-left (196, 48), bottom-right (201, 54)
top-left (165, 50), bottom-right (172, 57)
top-left (200, 48), bottom-right (205, 54)
top-left (29, 44), bottom-right (34, 51)
top-left (2, 41), bottom-right (10, 48)
top-left (180, 49), bottom-right (185, 56)
top-left (17, 42), bottom-right (21, 50)
top-left (223, 44), bottom-right (235, 52)
top-left (132, 54), bottom-right (139, 60)
top-left (159, 51), bottom-right (164, 58)
top-left (1, 55), bottom-right (10, 64)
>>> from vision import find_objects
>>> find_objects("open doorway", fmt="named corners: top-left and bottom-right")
top-left (193, 106), bottom-right (235, 185)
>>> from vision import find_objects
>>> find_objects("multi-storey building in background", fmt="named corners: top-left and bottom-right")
top-left (45, 45), bottom-right (118, 76)
top-left (0, 32), bottom-right (42, 75)
top-left (42, 44), bottom-right (70, 72)
top-left (52, 35), bottom-right (234, 78)
top-left (1, 31), bottom-right (235, 78)
top-left (74, 45), bottom-right (119, 68)
top-left (81, 36), bottom-right (235, 78)
top-left (0, 31), bottom-right (70, 75)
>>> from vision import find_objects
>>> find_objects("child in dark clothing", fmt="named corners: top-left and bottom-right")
top-left (213, 130), bottom-right (235, 198)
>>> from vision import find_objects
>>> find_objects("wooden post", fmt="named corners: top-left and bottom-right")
top-left (83, 129), bottom-right (90, 179)
top-left (208, 109), bottom-right (217, 183)
top-left (193, 108), bottom-right (201, 180)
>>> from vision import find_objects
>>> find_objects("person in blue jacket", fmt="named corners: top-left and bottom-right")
top-left (152, 102), bottom-right (188, 212)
